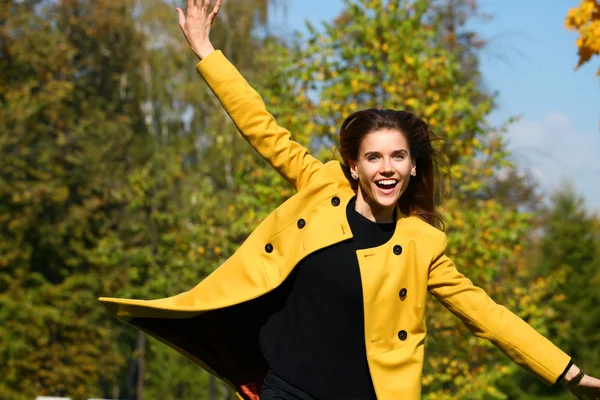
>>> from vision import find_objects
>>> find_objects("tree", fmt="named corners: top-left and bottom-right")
top-left (259, 0), bottom-right (565, 397)
top-left (0, 0), bottom-right (147, 398)
top-left (498, 184), bottom-right (600, 399)
top-left (0, 0), bottom-right (571, 398)
top-left (0, 0), bottom-right (281, 398)
top-left (565, 0), bottom-right (600, 76)
top-left (535, 186), bottom-right (599, 373)
top-left (121, 1), bottom-right (283, 398)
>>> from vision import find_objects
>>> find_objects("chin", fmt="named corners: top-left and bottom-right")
top-left (371, 191), bottom-right (401, 209)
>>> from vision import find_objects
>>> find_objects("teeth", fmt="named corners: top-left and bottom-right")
top-left (377, 180), bottom-right (397, 185)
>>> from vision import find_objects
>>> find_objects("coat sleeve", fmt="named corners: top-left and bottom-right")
top-left (195, 50), bottom-right (323, 192)
top-left (427, 231), bottom-right (571, 386)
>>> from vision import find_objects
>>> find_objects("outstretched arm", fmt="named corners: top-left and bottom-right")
top-left (176, 0), bottom-right (324, 192)
top-left (428, 232), bottom-right (600, 399)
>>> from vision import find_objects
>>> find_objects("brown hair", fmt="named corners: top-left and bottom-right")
top-left (338, 109), bottom-right (445, 229)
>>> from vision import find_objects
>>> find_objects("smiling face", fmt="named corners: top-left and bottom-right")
top-left (348, 129), bottom-right (416, 222)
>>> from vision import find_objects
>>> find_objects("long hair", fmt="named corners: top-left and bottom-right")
top-left (338, 109), bottom-right (445, 229)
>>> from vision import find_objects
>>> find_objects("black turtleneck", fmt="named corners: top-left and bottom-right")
top-left (259, 196), bottom-right (396, 399)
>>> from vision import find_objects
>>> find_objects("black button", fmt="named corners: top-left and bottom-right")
top-left (398, 330), bottom-right (408, 341)
top-left (297, 218), bottom-right (306, 229)
top-left (265, 243), bottom-right (273, 253)
top-left (399, 288), bottom-right (407, 298)
top-left (393, 245), bottom-right (402, 255)
top-left (331, 196), bottom-right (340, 206)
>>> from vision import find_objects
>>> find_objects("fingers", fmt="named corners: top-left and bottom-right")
top-left (210, 0), bottom-right (222, 18)
top-left (176, 7), bottom-right (185, 29)
top-left (178, 0), bottom-right (221, 29)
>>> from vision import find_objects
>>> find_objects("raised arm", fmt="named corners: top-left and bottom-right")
top-left (176, 0), bottom-right (323, 191)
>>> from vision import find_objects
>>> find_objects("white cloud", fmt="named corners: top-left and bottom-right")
top-left (504, 112), bottom-right (600, 213)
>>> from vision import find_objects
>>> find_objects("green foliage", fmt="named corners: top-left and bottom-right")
top-left (537, 186), bottom-right (600, 369)
top-left (498, 184), bottom-right (600, 399)
top-left (1, 0), bottom-right (279, 398)
top-left (259, 0), bottom-right (568, 398)
top-left (142, 338), bottom-right (212, 400)
top-left (1, 0), bottom-right (591, 398)
top-left (1, 0), bottom-right (146, 397)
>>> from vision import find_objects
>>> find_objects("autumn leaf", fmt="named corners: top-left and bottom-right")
top-left (566, 0), bottom-right (600, 76)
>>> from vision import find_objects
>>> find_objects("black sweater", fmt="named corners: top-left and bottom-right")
top-left (259, 196), bottom-right (395, 399)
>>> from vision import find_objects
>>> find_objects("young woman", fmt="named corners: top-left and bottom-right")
top-left (100, 1), bottom-right (600, 399)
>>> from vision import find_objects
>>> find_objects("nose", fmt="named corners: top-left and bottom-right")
top-left (380, 158), bottom-right (394, 175)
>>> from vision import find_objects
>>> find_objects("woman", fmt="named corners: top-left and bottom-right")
top-left (100, 1), bottom-right (600, 399)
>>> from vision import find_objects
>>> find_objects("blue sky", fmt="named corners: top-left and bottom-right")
top-left (268, 0), bottom-right (600, 213)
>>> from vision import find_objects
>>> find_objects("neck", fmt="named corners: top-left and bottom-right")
top-left (354, 190), bottom-right (396, 223)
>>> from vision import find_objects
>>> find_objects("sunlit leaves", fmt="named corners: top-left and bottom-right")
top-left (0, 0), bottom-right (577, 398)
top-left (260, 0), bottom-right (564, 398)
top-left (565, 0), bottom-right (600, 76)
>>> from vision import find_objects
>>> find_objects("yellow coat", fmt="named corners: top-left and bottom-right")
top-left (99, 51), bottom-right (570, 400)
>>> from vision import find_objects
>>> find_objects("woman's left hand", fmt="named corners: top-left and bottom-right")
top-left (571, 374), bottom-right (600, 400)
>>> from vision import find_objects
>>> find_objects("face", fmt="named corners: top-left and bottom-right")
top-left (349, 129), bottom-right (415, 220)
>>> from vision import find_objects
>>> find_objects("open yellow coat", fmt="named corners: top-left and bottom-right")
top-left (99, 50), bottom-right (570, 399)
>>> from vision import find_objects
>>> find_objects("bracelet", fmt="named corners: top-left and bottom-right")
top-left (564, 370), bottom-right (585, 388)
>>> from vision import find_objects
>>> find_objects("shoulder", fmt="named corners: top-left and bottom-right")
top-left (400, 215), bottom-right (444, 238)
top-left (399, 215), bottom-right (447, 255)
top-left (323, 160), bottom-right (348, 177)
top-left (302, 160), bottom-right (351, 189)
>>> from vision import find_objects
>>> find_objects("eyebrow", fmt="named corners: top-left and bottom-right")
top-left (363, 149), bottom-right (409, 157)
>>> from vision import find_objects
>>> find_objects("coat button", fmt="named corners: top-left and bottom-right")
top-left (265, 243), bottom-right (273, 253)
top-left (399, 288), bottom-right (407, 298)
top-left (393, 245), bottom-right (402, 255)
top-left (398, 330), bottom-right (408, 341)
top-left (331, 196), bottom-right (340, 206)
top-left (297, 218), bottom-right (306, 229)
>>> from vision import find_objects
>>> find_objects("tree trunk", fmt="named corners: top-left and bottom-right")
top-left (136, 331), bottom-right (146, 400)
top-left (209, 375), bottom-right (216, 400)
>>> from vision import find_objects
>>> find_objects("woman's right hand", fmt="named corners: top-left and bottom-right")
top-left (176, 0), bottom-right (222, 60)
top-left (571, 374), bottom-right (600, 400)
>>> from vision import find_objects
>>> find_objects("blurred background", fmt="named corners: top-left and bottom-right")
top-left (1, 0), bottom-right (598, 399)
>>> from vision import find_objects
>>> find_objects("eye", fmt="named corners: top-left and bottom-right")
top-left (394, 153), bottom-right (405, 160)
top-left (367, 155), bottom-right (379, 161)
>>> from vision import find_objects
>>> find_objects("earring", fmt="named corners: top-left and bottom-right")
top-left (411, 169), bottom-right (416, 177)
top-left (351, 171), bottom-right (359, 180)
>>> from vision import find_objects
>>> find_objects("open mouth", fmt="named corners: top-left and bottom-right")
top-left (375, 179), bottom-right (399, 191)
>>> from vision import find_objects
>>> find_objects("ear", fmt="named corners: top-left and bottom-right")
top-left (411, 159), bottom-right (417, 176)
top-left (348, 160), bottom-right (358, 175)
